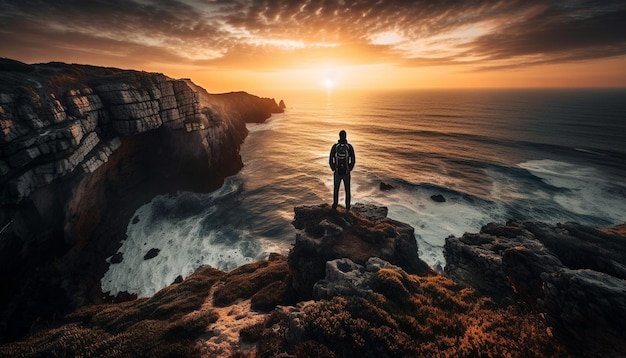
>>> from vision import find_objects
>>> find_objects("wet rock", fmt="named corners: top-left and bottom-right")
top-left (110, 252), bottom-right (123, 264)
top-left (430, 194), bottom-right (445, 202)
top-left (144, 248), bottom-right (160, 260)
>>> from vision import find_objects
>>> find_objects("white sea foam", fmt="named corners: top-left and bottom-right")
top-left (246, 120), bottom-right (279, 133)
top-left (101, 179), bottom-right (265, 298)
top-left (518, 159), bottom-right (626, 223)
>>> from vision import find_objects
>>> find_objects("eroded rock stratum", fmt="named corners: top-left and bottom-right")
top-left (0, 59), bottom-right (282, 341)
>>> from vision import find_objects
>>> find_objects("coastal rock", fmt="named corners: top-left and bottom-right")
top-left (444, 222), bottom-right (564, 303)
top-left (110, 252), bottom-right (123, 264)
top-left (379, 182), bottom-right (394, 191)
top-left (431, 194), bottom-right (446, 202)
top-left (144, 248), bottom-right (160, 260)
top-left (444, 220), bottom-right (626, 355)
top-left (0, 59), bottom-right (283, 342)
top-left (542, 269), bottom-right (626, 354)
top-left (288, 203), bottom-right (433, 298)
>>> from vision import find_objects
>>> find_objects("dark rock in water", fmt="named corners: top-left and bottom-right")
top-left (288, 203), bottom-right (433, 299)
top-left (279, 99), bottom-right (286, 109)
top-left (144, 248), bottom-right (161, 260)
top-left (379, 182), bottom-right (395, 191)
top-left (173, 275), bottom-right (184, 284)
top-left (110, 252), bottom-right (124, 264)
top-left (431, 194), bottom-right (446, 202)
top-left (444, 220), bottom-right (626, 356)
top-left (132, 216), bottom-right (140, 225)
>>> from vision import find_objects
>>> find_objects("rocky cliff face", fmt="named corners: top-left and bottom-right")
top-left (444, 220), bottom-right (626, 356)
top-left (0, 59), bottom-right (282, 342)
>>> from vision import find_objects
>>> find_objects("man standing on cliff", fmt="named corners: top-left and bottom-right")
top-left (329, 130), bottom-right (356, 210)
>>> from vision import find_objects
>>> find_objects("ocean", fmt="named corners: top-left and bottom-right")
top-left (101, 88), bottom-right (626, 297)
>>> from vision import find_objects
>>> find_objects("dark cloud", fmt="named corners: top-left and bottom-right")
top-left (465, 2), bottom-right (626, 69)
top-left (1, 0), bottom-right (624, 71)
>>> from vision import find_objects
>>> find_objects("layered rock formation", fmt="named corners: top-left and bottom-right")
top-left (0, 59), bottom-right (283, 342)
top-left (445, 220), bottom-right (626, 356)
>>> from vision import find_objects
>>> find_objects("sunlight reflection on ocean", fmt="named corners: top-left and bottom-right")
top-left (103, 88), bottom-right (626, 297)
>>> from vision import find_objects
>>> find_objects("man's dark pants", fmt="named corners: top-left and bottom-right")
top-left (332, 171), bottom-right (351, 209)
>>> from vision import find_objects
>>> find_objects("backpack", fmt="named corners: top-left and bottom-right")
top-left (335, 143), bottom-right (350, 175)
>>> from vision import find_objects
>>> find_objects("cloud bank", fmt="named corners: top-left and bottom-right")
top-left (1, 0), bottom-right (625, 73)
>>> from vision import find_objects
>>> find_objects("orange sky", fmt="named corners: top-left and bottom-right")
top-left (1, 1), bottom-right (625, 93)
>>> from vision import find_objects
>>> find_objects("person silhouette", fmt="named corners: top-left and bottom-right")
top-left (329, 130), bottom-right (356, 210)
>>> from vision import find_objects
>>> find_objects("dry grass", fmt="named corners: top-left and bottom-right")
top-left (0, 254), bottom-right (571, 357)
top-left (212, 254), bottom-right (293, 311)
top-left (243, 269), bottom-right (569, 358)
top-left (0, 266), bottom-right (224, 358)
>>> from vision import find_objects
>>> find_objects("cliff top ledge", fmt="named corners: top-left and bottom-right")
top-left (288, 203), bottom-right (434, 298)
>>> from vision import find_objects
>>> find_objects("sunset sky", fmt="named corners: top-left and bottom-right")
top-left (1, 0), bottom-right (625, 93)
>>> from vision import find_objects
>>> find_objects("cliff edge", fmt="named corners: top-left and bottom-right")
top-left (0, 58), bottom-right (283, 342)
top-left (0, 204), bottom-right (582, 357)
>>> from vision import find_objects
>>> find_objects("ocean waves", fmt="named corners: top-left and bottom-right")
top-left (101, 177), bottom-right (265, 298)
top-left (102, 88), bottom-right (626, 297)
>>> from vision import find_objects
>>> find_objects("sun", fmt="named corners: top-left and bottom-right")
top-left (324, 78), bottom-right (335, 89)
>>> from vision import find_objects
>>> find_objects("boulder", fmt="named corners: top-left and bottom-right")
top-left (430, 194), bottom-right (445, 202)
top-left (444, 222), bottom-right (564, 303)
top-left (144, 248), bottom-right (161, 260)
top-left (110, 252), bottom-right (123, 264)
top-left (288, 203), bottom-right (433, 298)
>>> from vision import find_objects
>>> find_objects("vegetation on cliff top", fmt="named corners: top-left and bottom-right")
top-left (240, 264), bottom-right (567, 358)
top-left (0, 252), bottom-right (569, 358)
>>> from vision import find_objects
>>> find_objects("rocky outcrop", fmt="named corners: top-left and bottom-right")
top-left (288, 203), bottom-right (433, 298)
top-left (444, 220), bottom-right (626, 356)
top-left (0, 59), bottom-right (283, 342)
top-left (313, 257), bottom-right (402, 300)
